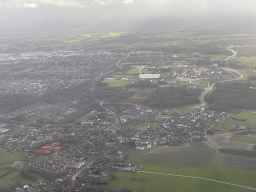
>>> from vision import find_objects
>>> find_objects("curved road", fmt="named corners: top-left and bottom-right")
top-left (199, 83), bottom-right (215, 107)
top-left (199, 46), bottom-right (243, 107)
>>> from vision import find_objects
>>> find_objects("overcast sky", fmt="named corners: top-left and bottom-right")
top-left (0, 0), bottom-right (256, 36)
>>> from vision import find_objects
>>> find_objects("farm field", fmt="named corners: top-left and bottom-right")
top-left (206, 134), bottom-right (254, 150)
top-left (237, 70), bottom-right (256, 80)
top-left (107, 139), bottom-right (256, 192)
top-left (212, 112), bottom-right (256, 133)
top-left (230, 134), bottom-right (256, 144)
top-left (128, 68), bottom-right (140, 74)
top-left (232, 112), bottom-right (256, 128)
top-left (108, 81), bottom-right (130, 87)
top-left (177, 107), bottom-right (200, 115)
top-left (108, 165), bottom-right (256, 192)
top-left (219, 153), bottom-right (256, 171)
top-left (126, 142), bottom-right (218, 167)
top-left (0, 151), bottom-right (44, 190)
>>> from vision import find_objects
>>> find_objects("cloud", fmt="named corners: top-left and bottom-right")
top-left (39, 0), bottom-right (84, 7)
top-left (123, 0), bottom-right (134, 4)
top-left (24, 2), bottom-right (38, 8)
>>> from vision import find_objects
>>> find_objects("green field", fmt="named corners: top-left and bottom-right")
top-left (126, 143), bottom-right (218, 167)
top-left (114, 75), bottom-right (136, 80)
top-left (0, 151), bottom-right (45, 190)
top-left (0, 151), bottom-right (27, 167)
top-left (110, 124), bottom-right (120, 130)
top-left (128, 68), bottom-right (140, 74)
top-left (232, 112), bottom-right (256, 128)
top-left (108, 165), bottom-right (256, 192)
top-left (237, 70), bottom-right (256, 80)
top-left (107, 143), bottom-right (256, 192)
top-left (131, 122), bottom-right (150, 130)
top-left (156, 33), bottom-right (180, 39)
top-left (213, 112), bottom-right (256, 133)
top-left (240, 57), bottom-right (256, 62)
top-left (108, 81), bottom-right (130, 87)
top-left (212, 119), bottom-right (235, 133)
top-left (140, 68), bottom-right (152, 74)
top-left (230, 134), bottom-right (256, 144)
top-left (178, 107), bottom-right (200, 115)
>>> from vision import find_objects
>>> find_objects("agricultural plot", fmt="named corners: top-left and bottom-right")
top-left (206, 134), bottom-right (254, 150)
top-left (108, 81), bottom-right (130, 87)
top-left (177, 107), bottom-right (200, 115)
top-left (213, 112), bottom-right (256, 133)
top-left (128, 68), bottom-right (140, 74)
top-left (230, 134), bottom-right (256, 144)
top-left (140, 68), bottom-right (152, 74)
top-left (239, 57), bottom-right (256, 62)
top-left (213, 119), bottom-right (236, 133)
top-left (0, 151), bottom-right (27, 167)
top-left (219, 153), bottom-right (256, 171)
top-left (237, 70), bottom-right (254, 80)
top-left (108, 164), bottom-right (256, 192)
top-left (232, 112), bottom-right (256, 128)
top-left (219, 149), bottom-right (256, 159)
top-left (0, 151), bottom-right (36, 190)
top-left (126, 142), bottom-right (218, 167)
top-left (156, 33), bottom-right (180, 39)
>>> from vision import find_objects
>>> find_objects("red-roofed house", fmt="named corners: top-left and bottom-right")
top-left (41, 146), bottom-right (51, 150)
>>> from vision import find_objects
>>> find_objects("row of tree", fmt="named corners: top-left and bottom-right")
top-left (206, 81), bottom-right (256, 111)
top-left (144, 86), bottom-right (202, 108)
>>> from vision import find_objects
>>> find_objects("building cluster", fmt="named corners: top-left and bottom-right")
top-left (173, 66), bottom-right (233, 80)
top-left (132, 109), bottom-right (232, 148)
top-left (120, 106), bottom-right (158, 125)
top-left (0, 51), bottom-right (118, 96)
top-left (0, 40), bottom-right (238, 191)
top-left (21, 155), bottom-right (85, 177)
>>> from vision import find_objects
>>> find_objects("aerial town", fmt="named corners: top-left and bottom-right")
top-left (0, 41), bottom-right (237, 191)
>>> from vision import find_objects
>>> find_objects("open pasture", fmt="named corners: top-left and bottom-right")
top-left (108, 81), bottom-right (130, 87)
top-left (219, 153), bottom-right (256, 171)
top-left (108, 164), bottom-right (256, 192)
top-left (206, 134), bottom-right (254, 150)
top-left (0, 151), bottom-right (36, 190)
top-left (126, 142), bottom-right (218, 167)
top-left (230, 134), bottom-right (256, 144)
top-left (213, 112), bottom-right (256, 133)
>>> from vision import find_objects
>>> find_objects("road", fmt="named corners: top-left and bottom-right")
top-left (226, 46), bottom-right (237, 61)
top-left (139, 66), bottom-right (145, 74)
top-left (199, 83), bottom-right (215, 107)
top-left (219, 68), bottom-right (243, 82)
top-left (140, 171), bottom-right (256, 191)
top-left (106, 108), bottom-right (119, 125)
top-left (116, 59), bottom-right (122, 69)
top-left (174, 108), bottom-right (182, 115)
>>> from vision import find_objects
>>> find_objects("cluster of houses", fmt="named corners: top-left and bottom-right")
top-left (0, 49), bottom-right (119, 96)
top-left (120, 106), bottom-right (158, 125)
top-left (21, 155), bottom-right (85, 176)
top-left (173, 66), bottom-right (233, 80)
top-left (131, 109), bottom-right (232, 148)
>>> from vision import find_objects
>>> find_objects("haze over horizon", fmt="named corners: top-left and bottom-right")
top-left (0, 0), bottom-right (256, 37)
